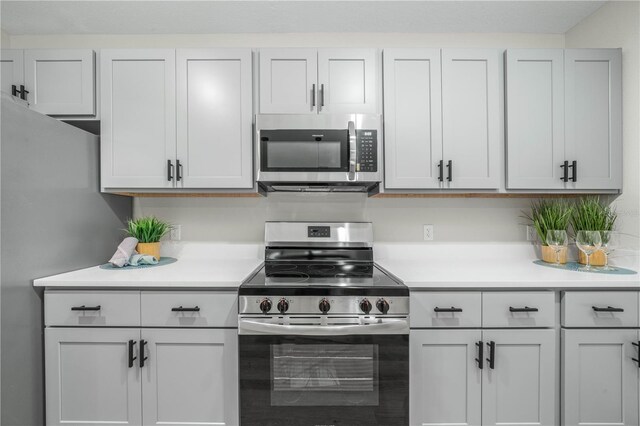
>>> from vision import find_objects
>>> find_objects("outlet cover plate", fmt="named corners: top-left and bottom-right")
top-left (526, 225), bottom-right (536, 242)
top-left (423, 225), bottom-right (434, 241)
top-left (170, 225), bottom-right (182, 241)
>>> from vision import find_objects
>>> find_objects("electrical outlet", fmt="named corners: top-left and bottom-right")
top-left (526, 225), bottom-right (536, 242)
top-left (170, 225), bottom-right (182, 241)
top-left (423, 225), bottom-right (434, 241)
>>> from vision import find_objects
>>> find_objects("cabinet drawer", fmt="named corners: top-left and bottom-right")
top-left (410, 292), bottom-right (481, 328)
top-left (141, 291), bottom-right (237, 328)
top-left (483, 292), bottom-right (555, 327)
top-left (562, 291), bottom-right (638, 327)
top-left (45, 290), bottom-right (140, 326)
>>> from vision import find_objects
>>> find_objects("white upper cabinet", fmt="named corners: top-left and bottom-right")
top-left (506, 49), bottom-right (565, 189)
top-left (101, 49), bottom-right (176, 189)
top-left (0, 49), bottom-right (24, 97)
top-left (258, 48), bottom-right (379, 114)
top-left (383, 49), bottom-right (443, 189)
top-left (565, 48), bottom-right (622, 190)
top-left (176, 49), bottom-right (253, 188)
top-left (441, 49), bottom-right (501, 189)
top-left (24, 49), bottom-right (95, 115)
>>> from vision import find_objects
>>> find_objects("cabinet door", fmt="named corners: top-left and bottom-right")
top-left (506, 49), bottom-right (565, 189)
top-left (383, 49), bottom-right (443, 189)
top-left (259, 48), bottom-right (317, 114)
top-left (24, 49), bottom-right (95, 115)
top-left (318, 48), bottom-right (379, 114)
top-left (142, 328), bottom-right (239, 426)
top-left (176, 49), bottom-right (253, 188)
top-left (565, 49), bottom-right (622, 190)
top-left (410, 329), bottom-right (482, 426)
top-left (0, 49), bottom-right (23, 96)
top-left (101, 49), bottom-right (176, 189)
top-left (562, 329), bottom-right (639, 426)
top-left (482, 329), bottom-right (556, 426)
top-left (441, 49), bottom-right (500, 189)
top-left (45, 328), bottom-right (142, 426)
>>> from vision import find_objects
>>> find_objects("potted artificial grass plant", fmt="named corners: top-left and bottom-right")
top-left (523, 200), bottom-right (573, 264)
top-left (126, 216), bottom-right (171, 260)
top-left (571, 197), bottom-right (617, 266)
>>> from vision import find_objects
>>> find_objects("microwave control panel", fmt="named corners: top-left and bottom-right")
top-left (356, 130), bottom-right (378, 172)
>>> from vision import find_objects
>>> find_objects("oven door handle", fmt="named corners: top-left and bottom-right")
top-left (238, 318), bottom-right (409, 336)
top-left (347, 120), bottom-right (357, 182)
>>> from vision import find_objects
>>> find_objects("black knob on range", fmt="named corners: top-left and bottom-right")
top-left (277, 298), bottom-right (289, 314)
top-left (360, 298), bottom-right (372, 314)
top-left (319, 298), bottom-right (331, 314)
top-left (376, 299), bottom-right (390, 315)
top-left (259, 298), bottom-right (272, 314)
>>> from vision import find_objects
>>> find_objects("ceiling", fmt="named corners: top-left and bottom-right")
top-left (1, 0), bottom-right (606, 35)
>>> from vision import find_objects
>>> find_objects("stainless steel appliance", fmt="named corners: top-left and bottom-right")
top-left (255, 114), bottom-right (382, 195)
top-left (238, 222), bottom-right (409, 426)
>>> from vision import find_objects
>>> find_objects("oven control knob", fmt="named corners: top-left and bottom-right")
top-left (277, 298), bottom-right (289, 314)
top-left (376, 299), bottom-right (390, 315)
top-left (319, 298), bottom-right (331, 314)
top-left (359, 299), bottom-right (372, 314)
top-left (259, 298), bottom-right (272, 314)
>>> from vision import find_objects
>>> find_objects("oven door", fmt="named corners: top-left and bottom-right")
top-left (238, 319), bottom-right (408, 426)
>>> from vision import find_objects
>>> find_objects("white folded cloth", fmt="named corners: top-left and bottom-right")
top-left (109, 237), bottom-right (138, 267)
top-left (129, 254), bottom-right (159, 266)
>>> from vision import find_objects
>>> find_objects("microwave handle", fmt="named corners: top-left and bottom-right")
top-left (348, 121), bottom-right (357, 181)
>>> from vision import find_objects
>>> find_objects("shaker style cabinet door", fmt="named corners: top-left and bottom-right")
top-left (24, 49), bottom-right (95, 115)
top-left (564, 48), bottom-right (622, 190)
top-left (383, 49), bottom-right (443, 189)
top-left (562, 329), bottom-right (639, 426)
top-left (0, 49), bottom-right (24, 96)
top-left (258, 48), bottom-right (317, 114)
top-left (410, 329), bottom-right (482, 426)
top-left (441, 49), bottom-right (501, 189)
top-left (101, 49), bottom-right (176, 189)
top-left (317, 48), bottom-right (379, 114)
top-left (45, 328), bottom-right (142, 426)
top-left (176, 49), bottom-right (253, 188)
top-left (506, 49), bottom-right (565, 189)
top-left (141, 328), bottom-right (239, 426)
top-left (481, 329), bottom-right (556, 426)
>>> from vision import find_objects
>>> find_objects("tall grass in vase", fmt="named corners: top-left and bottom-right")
top-left (571, 197), bottom-right (617, 266)
top-left (126, 216), bottom-right (172, 260)
top-left (523, 200), bottom-right (573, 263)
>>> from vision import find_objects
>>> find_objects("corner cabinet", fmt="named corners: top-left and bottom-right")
top-left (101, 48), bottom-right (253, 191)
top-left (506, 48), bottom-right (622, 191)
top-left (258, 48), bottom-right (380, 114)
top-left (383, 49), bottom-right (501, 190)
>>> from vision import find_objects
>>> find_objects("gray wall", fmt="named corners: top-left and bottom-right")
top-left (1, 98), bottom-right (132, 426)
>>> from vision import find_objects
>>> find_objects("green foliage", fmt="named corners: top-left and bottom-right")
top-left (125, 216), bottom-right (171, 243)
top-left (522, 200), bottom-right (573, 246)
top-left (571, 196), bottom-right (617, 233)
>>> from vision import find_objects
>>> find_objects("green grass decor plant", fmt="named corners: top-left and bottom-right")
top-left (522, 200), bottom-right (573, 246)
top-left (126, 216), bottom-right (171, 243)
top-left (571, 196), bottom-right (617, 232)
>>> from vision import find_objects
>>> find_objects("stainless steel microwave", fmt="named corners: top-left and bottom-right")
top-left (255, 114), bottom-right (382, 195)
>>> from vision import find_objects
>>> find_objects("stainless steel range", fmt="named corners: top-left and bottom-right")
top-left (238, 222), bottom-right (409, 426)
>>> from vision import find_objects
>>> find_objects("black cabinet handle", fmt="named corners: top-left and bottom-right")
top-left (19, 85), bottom-right (28, 101)
top-left (71, 305), bottom-right (101, 311)
top-left (11, 85), bottom-right (18, 97)
top-left (446, 160), bottom-right (452, 182)
top-left (570, 160), bottom-right (577, 182)
top-left (176, 159), bottom-right (183, 182)
top-left (633, 342), bottom-right (640, 368)
top-left (509, 306), bottom-right (539, 313)
top-left (128, 340), bottom-right (137, 368)
top-left (167, 160), bottom-right (174, 181)
top-left (475, 340), bottom-right (484, 370)
top-left (311, 83), bottom-right (316, 107)
top-left (437, 160), bottom-right (444, 182)
top-left (320, 84), bottom-right (325, 107)
top-left (560, 160), bottom-right (569, 182)
top-left (486, 341), bottom-right (496, 369)
top-left (171, 306), bottom-right (200, 312)
top-left (139, 340), bottom-right (148, 368)
top-left (592, 306), bottom-right (624, 313)
top-left (434, 306), bottom-right (463, 313)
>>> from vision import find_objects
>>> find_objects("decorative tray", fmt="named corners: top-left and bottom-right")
top-left (533, 260), bottom-right (636, 275)
top-left (99, 257), bottom-right (178, 270)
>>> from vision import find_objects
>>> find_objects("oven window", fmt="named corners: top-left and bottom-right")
top-left (271, 344), bottom-right (379, 406)
top-left (266, 141), bottom-right (342, 169)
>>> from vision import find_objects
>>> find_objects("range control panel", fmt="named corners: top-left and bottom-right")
top-left (356, 130), bottom-right (378, 172)
top-left (307, 226), bottom-right (331, 238)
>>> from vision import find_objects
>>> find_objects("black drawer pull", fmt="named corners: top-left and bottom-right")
top-left (509, 306), bottom-right (539, 313)
top-left (486, 341), bottom-right (496, 370)
top-left (434, 306), bottom-right (463, 313)
top-left (475, 340), bottom-right (484, 370)
top-left (171, 306), bottom-right (200, 312)
top-left (592, 306), bottom-right (624, 313)
top-left (633, 341), bottom-right (640, 368)
top-left (128, 340), bottom-right (137, 368)
top-left (140, 340), bottom-right (148, 368)
top-left (71, 305), bottom-right (101, 311)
